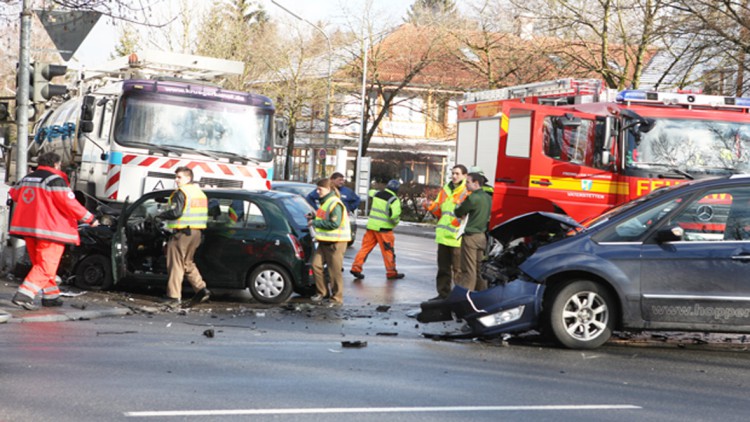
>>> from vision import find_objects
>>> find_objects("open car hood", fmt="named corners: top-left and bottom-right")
top-left (489, 212), bottom-right (583, 244)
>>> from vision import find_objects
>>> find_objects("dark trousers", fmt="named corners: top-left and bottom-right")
top-left (435, 243), bottom-right (461, 298)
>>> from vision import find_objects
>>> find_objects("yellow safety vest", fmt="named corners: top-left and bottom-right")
top-left (314, 195), bottom-right (351, 242)
top-left (167, 184), bottom-right (208, 229)
top-left (435, 180), bottom-right (467, 247)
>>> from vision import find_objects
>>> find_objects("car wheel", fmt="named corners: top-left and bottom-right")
top-left (74, 255), bottom-right (113, 291)
top-left (247, 263), bottom-right (293, 304)
top-left (547, 280), bottom-right (615, 349)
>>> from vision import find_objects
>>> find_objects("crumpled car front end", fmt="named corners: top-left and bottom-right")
top-left (418, 280), bottom-right (545, 337)
top-left (417, 212), bottom-right (583, 339)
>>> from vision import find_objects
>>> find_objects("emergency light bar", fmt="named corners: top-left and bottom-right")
top-left (617, 89), bottom-right (750, 110)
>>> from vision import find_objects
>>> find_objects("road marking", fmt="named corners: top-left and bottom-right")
top-left (125, 404), bottom-right (641, 417)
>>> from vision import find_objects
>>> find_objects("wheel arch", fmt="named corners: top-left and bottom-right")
top-left (542, 270), bottom-right (623, 330)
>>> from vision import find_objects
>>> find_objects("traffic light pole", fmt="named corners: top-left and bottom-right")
top-left (17, 0), bottom-right (31, 182)
top-left (10, 0), bottom-right (32, 270)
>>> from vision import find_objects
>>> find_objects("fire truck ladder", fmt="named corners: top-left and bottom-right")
top-left (84, 50), bottom-right (245, 82)
top-left (463, 78), bottom-right (606, 104)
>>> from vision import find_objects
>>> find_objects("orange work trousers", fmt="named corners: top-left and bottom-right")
top-left (16, 237), bottom-right (65, 300)
top-left (351, 229), bottom-right (398, 278)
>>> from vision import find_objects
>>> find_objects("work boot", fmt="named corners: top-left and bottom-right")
top-left (160, 296), bottom-right (181, 308)
top-left (42, 297), bottom-right (64, 307)
top-left (189, 288), bottom-right (211, 306)
top-left (12, 293), bottom-right (37, 311)
top-left (310, 294), bottom-right (324, 303)
top-left (387, 273), bottom-right (405, 280)
top-left (350, 270), bottom-right (365, 280)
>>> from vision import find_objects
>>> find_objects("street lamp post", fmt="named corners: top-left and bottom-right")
top-left (270, 0), bottom-right (332, 178)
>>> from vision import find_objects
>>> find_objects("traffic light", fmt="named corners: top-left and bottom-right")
top-left (0, 102), bottom-right (8, 121)
top-left (32, 62), bottom-right (68, 103)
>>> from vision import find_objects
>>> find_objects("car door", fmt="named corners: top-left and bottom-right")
top-left (112, 191), bottom-right (172, 284)
top-left (640, 184), bottom-right (750, 327)
top-left (496, 102), bottom-right (615, 225)
top-left (196, 194), bottom-right (271, 287)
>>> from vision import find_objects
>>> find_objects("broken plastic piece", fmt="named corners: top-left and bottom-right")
top-left (341, 341), bottom-right (367, 348)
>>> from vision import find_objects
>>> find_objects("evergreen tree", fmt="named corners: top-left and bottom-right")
top-left (405, 0), bottom-right (458, 25)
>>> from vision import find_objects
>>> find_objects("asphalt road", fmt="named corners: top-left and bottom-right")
top-left (3, 232), bottom-right (750, 421)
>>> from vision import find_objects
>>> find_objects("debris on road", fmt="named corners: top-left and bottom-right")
top-left (203, 329), bottom-right (215, 338)
top-left (341, 341), bottom-right (367, 348)
top-left (376, 305), bottom-right (391, 312)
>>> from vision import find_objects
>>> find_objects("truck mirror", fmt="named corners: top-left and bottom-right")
top-left (639, 118), bottom-right (656, 133)
top-left (81, 95), bottom-right (96, 122)
top-left (274, 117), bottom-right (289, 147)
top-left (80, 121), bottom-right (94, 133)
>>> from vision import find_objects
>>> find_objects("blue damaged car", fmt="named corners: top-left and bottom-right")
top-left (419, 175), bottom-right (750, 349)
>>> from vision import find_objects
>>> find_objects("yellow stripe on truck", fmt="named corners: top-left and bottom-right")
top-left (528, 175), bottom-right (629, 195)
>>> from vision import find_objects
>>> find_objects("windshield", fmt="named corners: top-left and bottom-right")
top-left (625, 117), bottom-right (750, 175)
top-left (582, 182), bottom-right (683, 230)
top-left (113, 91), bottom-right (273, 162)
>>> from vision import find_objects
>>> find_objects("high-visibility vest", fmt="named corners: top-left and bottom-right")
top-left (435, 180), bottom-right (468, 247)
top-left (167, 184), bottom-right (208, 229)
top-left (314, 195), bottom-right (351, 242)
top-left (366, 188), bottom-right (401, 231)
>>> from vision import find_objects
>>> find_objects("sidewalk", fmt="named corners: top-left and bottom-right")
top-left (0, 278), bottom-right (132, 324)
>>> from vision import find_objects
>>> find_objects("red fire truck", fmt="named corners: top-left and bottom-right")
top-left (456, 78), bottom-right (750, 227)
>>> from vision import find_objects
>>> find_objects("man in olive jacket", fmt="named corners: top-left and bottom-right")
top-left (454, 172), bottom-right (492, 291)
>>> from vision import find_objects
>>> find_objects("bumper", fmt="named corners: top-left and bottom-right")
top-left (418, 279), bottom-right (544, 338)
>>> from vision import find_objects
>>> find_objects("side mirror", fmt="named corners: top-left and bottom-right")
top-left (601, 150), bottom-right (611, 166)
top-left (80, 121), bottom-right (94, 133)
top-left (274, 117), bottom-right (289, 147)
top-left (655, 225), bottom-right (684, 243)
top-left (81, 95), bottom-right (96, 122)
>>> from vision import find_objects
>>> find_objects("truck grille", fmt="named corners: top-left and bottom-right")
top-left (198, 177), bottom-right (243, 188)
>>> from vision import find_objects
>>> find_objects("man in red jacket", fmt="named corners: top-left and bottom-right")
top-left (10, 152), bottom-right (99, 310)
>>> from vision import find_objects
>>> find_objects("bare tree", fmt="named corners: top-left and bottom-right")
top-left (505, 0), bottom-right (670, 89)
top-left (337, 2), bottom-right (457, 159)
top-left (665, 0), bottom-right (750, 95)
top-left (245, 18), bottom-right (332, 180)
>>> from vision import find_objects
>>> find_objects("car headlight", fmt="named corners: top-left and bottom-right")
top-left (477, 305), bottom-right (525, 328)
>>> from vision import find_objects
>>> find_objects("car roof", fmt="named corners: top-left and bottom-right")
top-left (147, 188), bottom-right (298, 200)
top-left (271, 181), bottom-right (316, 187)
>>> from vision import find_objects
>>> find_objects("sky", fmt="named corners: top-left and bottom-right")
top-left (72, 0), bottom-right (415, 68)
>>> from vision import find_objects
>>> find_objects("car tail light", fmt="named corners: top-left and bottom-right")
top-left (288, 234), bottom-right (305, 259)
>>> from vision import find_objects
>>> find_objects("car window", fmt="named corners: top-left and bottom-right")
top-left (280, 195), bottom-right (315, 228)
top-left (130, 195), bottom-right (170, 219)
top-left (668, 186), bottom-right (750, 241)
top-left (597, 198), bottom-right (682, 242)
top-left (207, 198), bottom-right (265, 229)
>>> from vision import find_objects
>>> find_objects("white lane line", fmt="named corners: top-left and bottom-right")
top-left (125, 404), bottom-right (641, 417)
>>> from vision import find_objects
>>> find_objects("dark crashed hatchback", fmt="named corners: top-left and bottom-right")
top-left (420, 176), bottom-right (750, 349)
top-left (65, 189), bottom-right (316, 304)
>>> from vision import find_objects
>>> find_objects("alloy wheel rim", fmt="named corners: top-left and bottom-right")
top-left (562, 291), bottom-right (609, 341)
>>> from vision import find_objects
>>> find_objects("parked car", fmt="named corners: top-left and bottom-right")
top-left (419, 175), bottom-right (750, 349)
top-left (271, 180), bottom-right (358, 247)
top-left (62, 189), bottom-right (316, 304)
